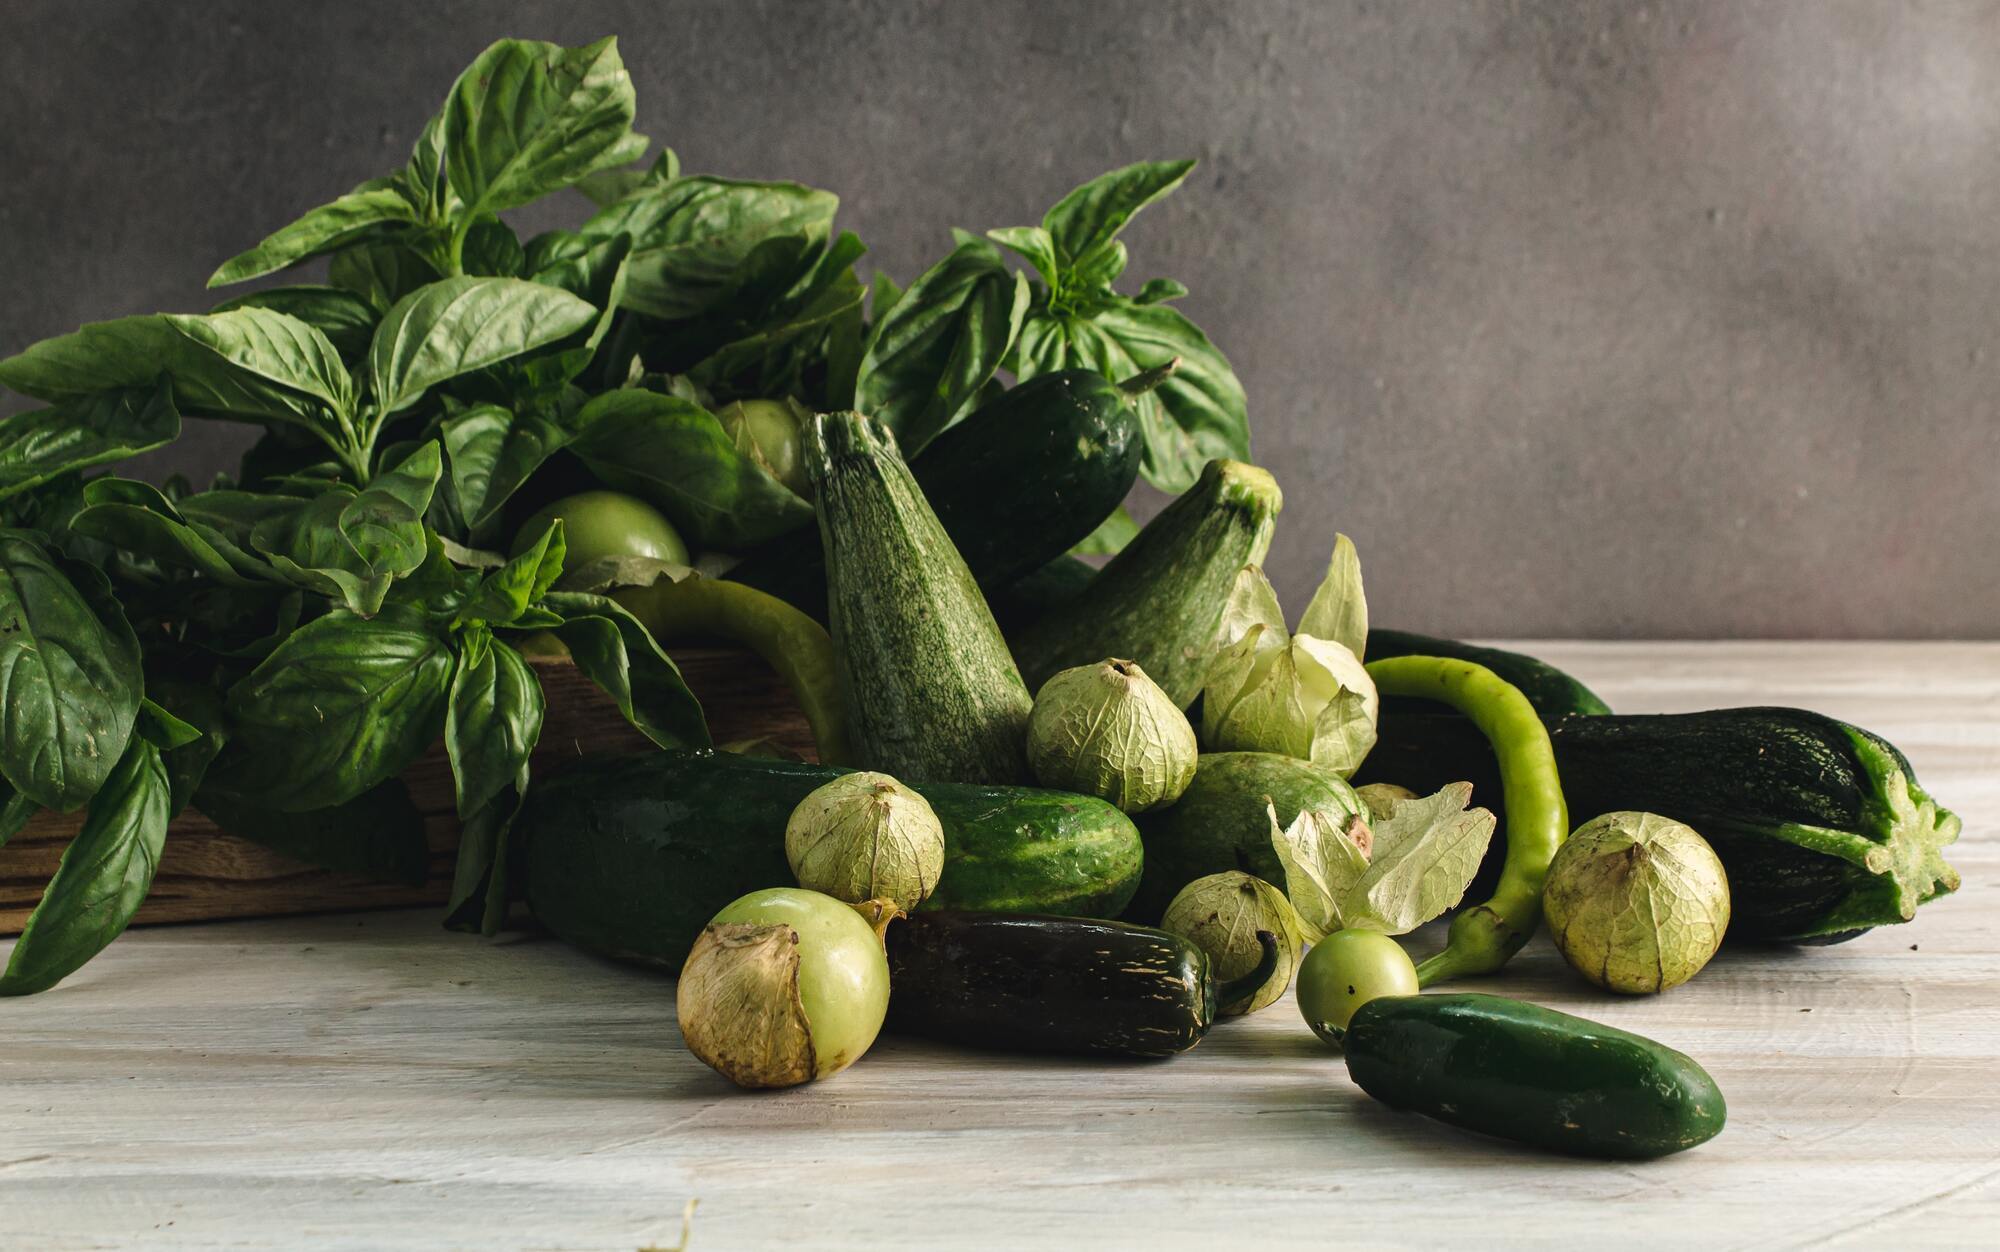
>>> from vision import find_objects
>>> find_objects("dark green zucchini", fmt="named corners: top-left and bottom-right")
top-left (1362, 705), bottom-right (1963, 941)
top-left (989, 554), bottom-right (1098, 635)
top-left (519, 752), bottom-right (1143, 968)
top-left (884, 911), bottom-right (1278, 1058)
top-left (726, 368), bottom-right (1152, 620)
top-left (1367, 630), bottom-right (1612, 721)
top-left (1129, 752), bottom-right (1365, 923)
top-left (1343, 993), bottom-right (1726, 1159)
top-left (806, 410), bottom-right (1032, 784)
top-left (1012, 458), bottom-right (1282, 707)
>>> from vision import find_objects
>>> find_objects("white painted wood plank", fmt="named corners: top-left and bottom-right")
top-left (3, 643), bottom-right (1996, 1252)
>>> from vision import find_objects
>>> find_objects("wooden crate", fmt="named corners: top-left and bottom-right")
top-left (0, 649), bottom-right (814, 935)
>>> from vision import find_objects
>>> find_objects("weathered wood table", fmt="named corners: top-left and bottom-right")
top-left (4, 643), bottom-right (1995, 1251)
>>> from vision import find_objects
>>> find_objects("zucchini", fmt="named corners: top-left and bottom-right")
top-left (519, 752), bottom-right (1143, 967)
top-left (1367, 630), bottom-right (1612, 721)
top-left (1364, 705), bottom-right (1963, 941)
top-left (1129, 752), bottom-right (1366, 923)
top-left (805, 410), bottom-right (1032, 784)
top-left (884, 911), bottom-right (1278, 1058)
top-left (727, 369), bottom-right (1151, 621)
top-left (1013, 458), bottom-right (1282, 706)
top-left (989, 554), bottom-right (1097, 635)
top-left (1343, 993), bottom-right (1726, 1159)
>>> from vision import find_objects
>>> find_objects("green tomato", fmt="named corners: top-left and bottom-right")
top-left (707, 887), bottom-right (890, 1078)
top-left (717, 398), bottom-right (808, 496)
top-left (1296, 929), bottom-right (1419, 1047)
top-left (516, 490), bottom-right (690, 568)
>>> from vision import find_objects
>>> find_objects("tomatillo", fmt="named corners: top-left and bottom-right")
top-left (516, 489), bottom-right (690, 568)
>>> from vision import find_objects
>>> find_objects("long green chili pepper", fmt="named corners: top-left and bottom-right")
top-left (1363, 655), bottom-right (1568, 986)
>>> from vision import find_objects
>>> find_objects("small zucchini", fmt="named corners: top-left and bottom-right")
top-left (1343, 993), bottom-right (1727, 1159)
top-left (884, 911), bottom-right (1277, 1058)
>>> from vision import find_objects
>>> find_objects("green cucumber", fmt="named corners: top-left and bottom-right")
top-left (1364, 705), bottom-right (1963, 941)
top-left (519, 751), bottom-right (1143, 967)
top-left (1366, 630), bottom-right (1612, 721)
top-left (1343, 993), bottom-right (1727, 1159)
top-left (1012, 458), bottom-right (1282, 707)
top-left (1128, 752), bottom-right (1365, 923)
top-left (727, 369), bottom-right (1152, 620)
top-left (805, 410), bottom-right (1032, 784)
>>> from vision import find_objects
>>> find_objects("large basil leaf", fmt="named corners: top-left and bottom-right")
top-left (853, 237), bottom-right (1030, 452)
top-left (0, 733), bottom-right (169, 996)
top-left (195, 778), bottom-right (429, 887)
top-left (0, 312), bottom-right (353, 447)
top-left (441, 37), bottom-right (641, 221)
top-left (441, 405), bottom-right (574, 541)
top-left (0, 383), bottom-right (180, 503)
top-left (211, 605), bottom-right (454, 811)
top-left (540, 591), bottom-right (708, 751)
top-left (365, 277), bottom-right (598, 418)
top-left (207, 181), bottom-right (420, 287)
top-left (688, 258), bottom-right (867, 399)
top-left (442, 634), bottom-right (544, 932)
top-left (566, 389), bottom-right (811, 549)
top-left (1040, 159), bottom-right (1195, 269)
top-left (211, 286), bottom-right (379, 362)
top-left (247, 442), bottom-right (442, 615)
top-left (574, 148), bottom-right (679, 209)
top-left (165, 307), bottom-right (358, 424)
top-left (0, 531), bottom-right (144, 811)
top-left (583, 176), bottom-right (838, 321)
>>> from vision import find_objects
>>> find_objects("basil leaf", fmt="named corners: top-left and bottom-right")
top-left (0, 531), bottom-right (144, 811)
top-left (540, 591), bottom-right (708, 751)
top-left (144, 674), bottom-right (227, 816)
top-left (207, 181), bottom-right (420, 287)
top-left (212, 286), bottom-right (380, 362)
top-left (0, 733), bottom-right (169, 996)
top-left (688, 263), bottom-right (867, 398)
top-left (461, 217), bottom-right (527, 278)
top-left (0, 789), bottom-right (36, 848)
top-left (853, 237), bottom-right (1030, 451)
top-left (441, 405), bottom-right (574, 542)
top-left (195, 779), bottom-right (429, 888)
top-left (456, 519), bottom-right (565, 627)
top-left (441, 37), bottom-right (641, 220)
top-left (584, 176), bottom-right (838, 321)
top-left (246, 443), bottom-right (442, 616)
top-left (0, 312), bottom-right (354, 447)
top-left (0, 383), bottom-right (180, 503)
top-left (870, 271), bottom-right (905, 324)
top-left (70, 481), bottom-right (280, 588)
top-left (985, 225), bottom-right (1060, 289)
top-left (1041, 159), bottom-right (1195, 266)
top-left (330, 241), bottom-right (444, 314)
top-left (135, 699), bottom-right (202, 752)
top-left (365, 276), bottom-right (599, 418)
top-left (442, 635), bottom-right (544, 933)
top-left (1018, 298), bottom-right (1248, 494)
top-left (567, 389), bottom-right (811, 549)
top-left (211, 605), bottom-right (454, 811)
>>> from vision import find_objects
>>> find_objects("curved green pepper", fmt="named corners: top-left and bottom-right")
top-left (1363, 656), bottom-right (1567, 985)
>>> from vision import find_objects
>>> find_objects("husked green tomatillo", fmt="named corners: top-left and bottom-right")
top-left (1026, 659), bottom-right (1197, 813)
top-left (785, 771), bottom-right (944, 911)
top-left (1544, 811), bottom-right (1730, 994)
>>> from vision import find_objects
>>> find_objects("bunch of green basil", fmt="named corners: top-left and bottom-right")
top-left (0, 36), bottom-right (1248, 994)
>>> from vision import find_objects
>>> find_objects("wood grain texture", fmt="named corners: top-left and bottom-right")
top-left (0, 649), bottom-right (814, 934)
top-left (1, 642), bottom-right (1994, 1251)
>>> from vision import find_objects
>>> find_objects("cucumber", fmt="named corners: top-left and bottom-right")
top-left (1128, 752), bottom-right (1365, 923)
top-left (1366, 630), bottom-right (1612, 721)
top-left (805, 410), bottom-right (1032, 784)
top-left (727, 369), bottom-right (1150, 621)
top-left (518, 752), bottom-right (1143, 967)
top-left (885, 911), bottom-right (1278, 1058)
top-left (1343, 993), bottom-right (1727, 1158)
top-left (1013, 458), bottom-right (1282, 707)
top-left (1363, 706), bottom-right (1963, 941)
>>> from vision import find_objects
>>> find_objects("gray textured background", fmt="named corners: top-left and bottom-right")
top-left (2, 0), bottom-right (1994, 638)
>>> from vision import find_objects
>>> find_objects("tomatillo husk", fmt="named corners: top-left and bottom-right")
top-left (1544, 811), bottom-right (1730, 994)
top-left (785, 772), bottom-right (944, 910)
top-left (1026, 658), bottom-right (1197, 813)
top-left (1161, 871), bottom-right (1306, 1014)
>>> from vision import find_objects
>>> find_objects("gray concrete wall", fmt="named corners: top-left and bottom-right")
top-left (2, 0), bottom-right (1994, 638)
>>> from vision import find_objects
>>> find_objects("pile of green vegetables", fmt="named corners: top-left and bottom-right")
top-left (0, 37), bottom-right (1965, 1162)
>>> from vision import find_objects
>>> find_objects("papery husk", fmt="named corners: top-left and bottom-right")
top-left (677, 922), bottom-right (816, 1089)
